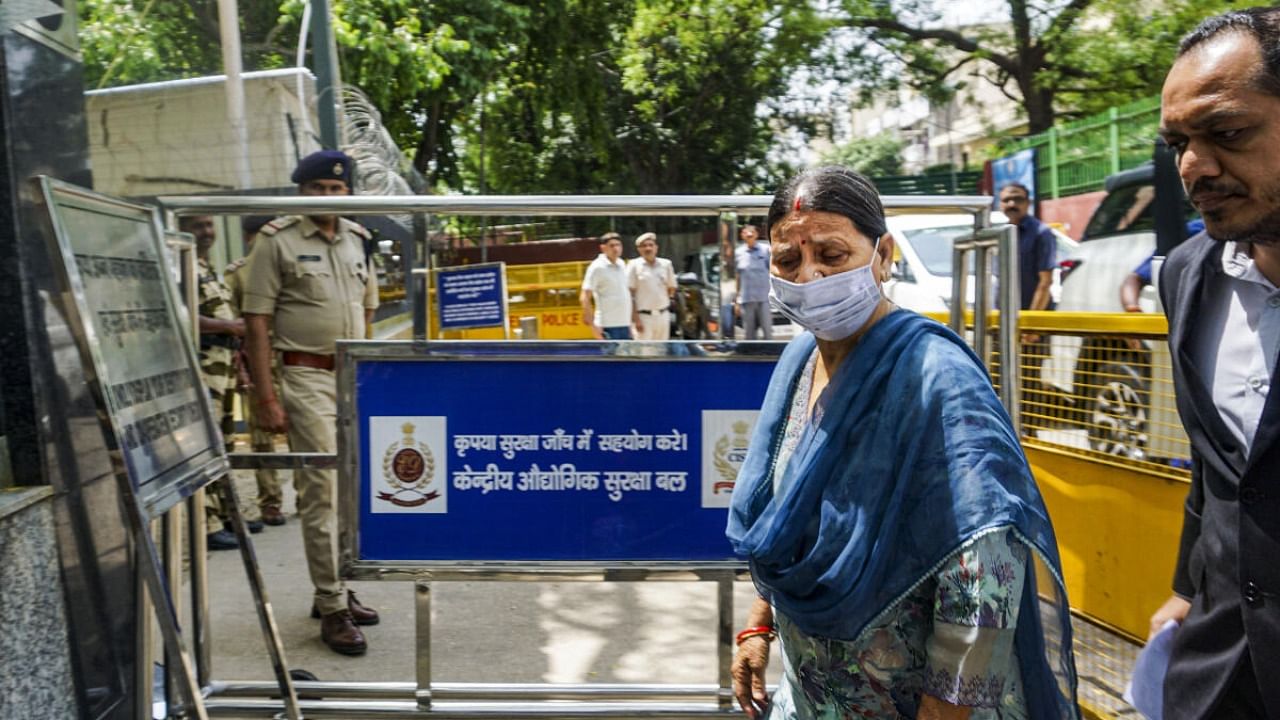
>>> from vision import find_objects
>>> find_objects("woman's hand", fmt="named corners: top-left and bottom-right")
top-left (731, 635), bottom-right (770, 718)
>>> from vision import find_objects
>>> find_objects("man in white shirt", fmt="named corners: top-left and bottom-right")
top-left (1149, 9), bottom-right (1280, 718)
top-left (626, 232), bottom-right (677, 341)
top-left (580, 232), bottom-right (633, 339)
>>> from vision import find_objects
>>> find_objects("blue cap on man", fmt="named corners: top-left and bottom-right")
top-left (291, 149), bottom-right (354, 186)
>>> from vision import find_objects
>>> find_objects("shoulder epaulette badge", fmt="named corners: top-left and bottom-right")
top-left (259, 216), bottom-right (301, 237)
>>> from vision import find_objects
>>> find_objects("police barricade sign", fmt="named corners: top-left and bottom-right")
top-left (339, 342), bottom-right (780, 568)
top-left (434, 262), bottom-right (509, 333)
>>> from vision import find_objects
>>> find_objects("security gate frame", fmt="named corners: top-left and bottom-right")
top-left (157, 193), bottom-right (997, 718)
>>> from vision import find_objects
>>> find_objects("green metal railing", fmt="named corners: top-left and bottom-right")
top-left (1003, 96), bottom-right (1161, 199)
top-left (871, 170), bottom-right (983, 196)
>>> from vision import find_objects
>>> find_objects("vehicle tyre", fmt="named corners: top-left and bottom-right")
top-left (1086, 362), bottom-right (1149, 460)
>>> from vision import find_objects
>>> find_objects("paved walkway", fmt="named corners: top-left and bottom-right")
top-left (193, 467), bottom-right (777, 716)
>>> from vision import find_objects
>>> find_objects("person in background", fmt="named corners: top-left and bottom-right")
top-left (1149, 8), bottom-right (1280, 717)
top-left (727, 166), bottom-right (1077, 720)
top-left (627, 232), bottom-right (677, 341)
top-left (580, 232), bottom-right (633, 340)
top-left (998, 183), bottom-right (1057, 312)
top-left (183, 214), bottom-right (263, 551)
top-left (1000, 183), bottom-right (1058, 434)
top-left (734, 224), bottom-right (772, 339)
top-left (243, 150), bottom-right (381, 656)
top-left (225, 215), bottom-right (285, 526)
top-left (1120, 219), bottom-right (1205, 313)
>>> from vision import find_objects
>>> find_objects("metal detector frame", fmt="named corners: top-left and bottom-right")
top-left (156, 192), bottom-right (996, 718)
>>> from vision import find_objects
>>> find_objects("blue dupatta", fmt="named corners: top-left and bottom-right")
top-left (726, 310), bottom-right (1078, 718)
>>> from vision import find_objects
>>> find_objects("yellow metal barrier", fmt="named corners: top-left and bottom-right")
top-left (426, 260), bottom-right (595, 340)
top-left (1017, 311), bottom-right (1191, 478)
top-left (934, 308), bottom-right (1190, 717)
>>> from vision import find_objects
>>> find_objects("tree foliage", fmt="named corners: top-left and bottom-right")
top-left (78, 0), bottom-right (1245, 196)
top-left (819, 132), bottom-right (904, 176)
top-left (830, 0), bottom-right (1240, 134)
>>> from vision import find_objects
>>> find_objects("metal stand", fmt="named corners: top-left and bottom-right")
top-left (215, 476), bottom-right (304, 720)
top-left (119, 474), bottom-right (209, 720)
top-left (139, 474), bottom-right (302, 719)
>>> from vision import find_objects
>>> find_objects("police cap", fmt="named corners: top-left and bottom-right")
top-left (291, 150), bottom-right (353, 186)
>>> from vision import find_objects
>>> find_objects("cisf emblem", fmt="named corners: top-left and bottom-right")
top-left (370, 416), bottom-right (447, 513)
top-left (700, 410), bottom-right (759, 508)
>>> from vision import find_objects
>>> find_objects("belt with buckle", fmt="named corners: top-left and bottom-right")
top-left (637, 308), bottom-right (669, 315)
top-left (281, 351), bottom-right (336, 371)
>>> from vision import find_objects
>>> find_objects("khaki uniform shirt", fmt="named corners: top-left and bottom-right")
top-left (198, 257), bottom-right (237, 394)
top-left (626, 256), bottom-right (676, 312)
top-left (242, 216), bottom-right (379, 354)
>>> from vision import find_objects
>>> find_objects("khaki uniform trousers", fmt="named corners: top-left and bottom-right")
top-left (281, 364), bottom-right (347, 615)
top-left (243, 368), bottom-right (284, 509)
top-left (205, 386), bottom-right (235, 528)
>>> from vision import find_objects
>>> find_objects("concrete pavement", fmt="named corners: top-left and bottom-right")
top-left (190, 467), bottom-right (781, 712)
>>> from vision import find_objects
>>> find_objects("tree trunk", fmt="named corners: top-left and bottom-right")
top-left (1023, 85), bottom-right (1056, 135)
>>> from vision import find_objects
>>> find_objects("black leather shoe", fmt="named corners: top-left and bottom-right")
top-left (311, 590), bottom-right (380, 626)
top-left (320, 611), bottom-right (367, 656)
top-left (225, 519), bottom-right (264, 534)
top-left (207, 529), bottom-right (239, 551)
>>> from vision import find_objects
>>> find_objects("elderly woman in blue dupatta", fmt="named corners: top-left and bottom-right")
top-left (726, 166), bottom-right (1079, 720)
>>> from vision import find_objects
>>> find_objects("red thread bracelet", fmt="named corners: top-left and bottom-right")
top-left (735, 625), bottom-right (777, 645)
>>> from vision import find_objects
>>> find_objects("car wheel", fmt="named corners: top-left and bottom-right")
top-left (1087, 362), bottom-right (1149, 460)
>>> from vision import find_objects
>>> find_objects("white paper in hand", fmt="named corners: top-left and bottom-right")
top-left (1124, 619), bottom-right (1179, 720)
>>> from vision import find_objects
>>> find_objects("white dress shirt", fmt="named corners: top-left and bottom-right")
top-left (582, 254), bottom-right (632, 328)
top-left (1193, 241), bottom-right (1280, 454)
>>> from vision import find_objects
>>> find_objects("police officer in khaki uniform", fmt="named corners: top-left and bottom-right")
top-left (184, 215), bottom-right (264, 549)
top-left (242, 150), bottom-right (380, 655)
top-left (226, 215), bottom-right (286, 526)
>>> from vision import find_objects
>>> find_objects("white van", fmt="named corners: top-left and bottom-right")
top-left (883, 213), bottom-right (1077, 313)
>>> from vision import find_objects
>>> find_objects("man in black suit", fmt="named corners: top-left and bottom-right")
top-left (1151, 7), bottom-right (1280, 719)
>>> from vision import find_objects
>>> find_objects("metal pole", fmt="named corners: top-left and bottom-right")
top-left (415, 580), bottom-right (433, 710)
top-left (949, 245), bottom-right (968, 335)
top-left (997, 225), bottom-right (1021, 430)
top-left (309, 0), bottom-right (342, 149)
top-left (972, 243), bottom-right (991, 367)
top-left (715, 576), bottom-right (733, 711)
top-left (413, 213), bottom-right (430, 340)
top-left (1047, 129), bottom-right (1060, 200)
top-left (1108, 107), bottom-right (1121, 176)
top-left (136, 524), bottom-right (156, 720)
top-left (216, 0), bottom-right (252, 189)
top-left (189, 491), bottom-right (212, 687)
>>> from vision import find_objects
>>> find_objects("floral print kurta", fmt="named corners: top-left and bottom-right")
top-left (765, 351), bottom-right (1030, 719)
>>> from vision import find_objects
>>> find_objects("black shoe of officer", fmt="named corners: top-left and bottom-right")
top-left (225, 519), bottom-right (264, 535)
top-left (207, 529), bottom-right (239, 551)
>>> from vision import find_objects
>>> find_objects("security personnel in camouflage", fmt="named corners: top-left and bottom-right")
top-left (226, 215), bottom-right (285, 526)
top-left (242, 150), bottom-right (380, 656)
top-left (183, 215), bottom-right (263, 549)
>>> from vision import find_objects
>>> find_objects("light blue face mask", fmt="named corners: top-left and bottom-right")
top-left (768, 238), bottom-right (883, 341)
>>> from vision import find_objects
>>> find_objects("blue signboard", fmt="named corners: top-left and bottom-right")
top-left (990, 148), bottom-right (1037, 208)
top-left (352, 350), bottom-right (776, 562)
top-left (435, 263), bottom-right (508, 331)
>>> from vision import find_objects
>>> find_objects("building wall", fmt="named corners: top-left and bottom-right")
top-left (86, 69), bottom-right (320, 197)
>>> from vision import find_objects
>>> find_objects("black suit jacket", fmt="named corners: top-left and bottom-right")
top-left (1159, 234), bottom-right (1280, 719)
